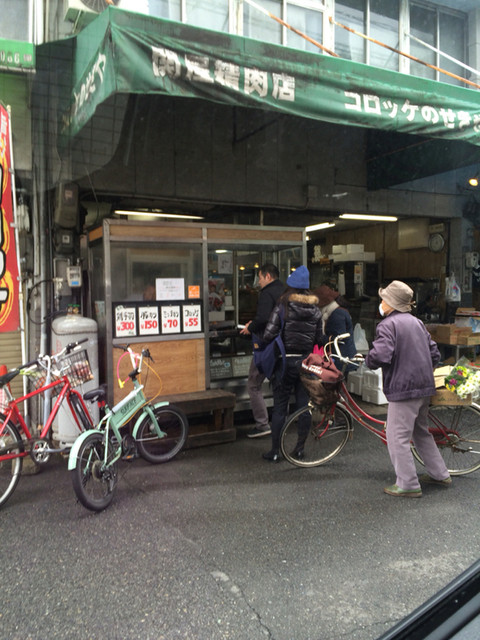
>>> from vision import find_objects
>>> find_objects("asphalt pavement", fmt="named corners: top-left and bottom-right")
top-left (1, 410), bottom-right (479, 640)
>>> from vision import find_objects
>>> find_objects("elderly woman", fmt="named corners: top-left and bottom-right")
top-left (365, 280), bottom-right (451, 498)
top-left (314, 284), bottom-right (357, 372)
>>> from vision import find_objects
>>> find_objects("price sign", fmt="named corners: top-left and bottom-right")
top-left (115, 306), bottom-right (137, 337)
top-left (138, 306), bottom-right (160, 335)
top-left (161, 305), bottom-right (181, 334)
top-left (183, 304), bottom-right (202, 333)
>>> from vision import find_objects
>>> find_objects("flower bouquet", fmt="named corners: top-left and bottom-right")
top-left (444, 357), bottom-right (480, 399)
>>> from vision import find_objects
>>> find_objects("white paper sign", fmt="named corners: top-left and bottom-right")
top-left (138, 306), bottom-right (160, 335)
top-left (115, 306), bottom-right (137, 337)
top-left (183, 304), bottom-right (202, 332)
top-left (156, 278), bottom-right (185, 301)
top-left (161, 305), bottom-right (181, 334)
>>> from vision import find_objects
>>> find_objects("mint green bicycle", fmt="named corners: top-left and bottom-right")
top-left (69, 345), bottom-right (188, 511)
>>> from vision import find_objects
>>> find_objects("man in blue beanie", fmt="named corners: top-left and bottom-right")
top-left (260, 265), bottom-right (324, 461)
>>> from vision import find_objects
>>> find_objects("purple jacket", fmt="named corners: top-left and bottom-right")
top-left (365, 311), bottom-right (440, 401)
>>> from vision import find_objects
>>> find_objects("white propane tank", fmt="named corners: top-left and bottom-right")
top-left (51, 313), bottom-right (99, 443)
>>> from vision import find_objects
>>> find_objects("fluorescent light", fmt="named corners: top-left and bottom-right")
top-left (215, 249), bottom-right (228, 253)
top-left (339, 213), bottom-right (398, 222)
top-left (114, 210), bottom-right (204, 220)
top-left (305, 222), bottom-right (336, 232)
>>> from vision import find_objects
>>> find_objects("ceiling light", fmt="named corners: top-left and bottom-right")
top-left (114, 209), bottom-right (204, 220)
top-left (339, 214), bottom-right (398, 222)
top-left (305, 222), bottom-right (336, 232)
top-left (468, 175), bottom-right (479, 187)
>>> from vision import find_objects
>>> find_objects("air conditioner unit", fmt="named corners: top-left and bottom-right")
top-left (64, 0), bottom-right (120, 25)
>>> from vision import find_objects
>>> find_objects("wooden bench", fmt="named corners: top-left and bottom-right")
top-left (157, 389), bottom-right (236, 448)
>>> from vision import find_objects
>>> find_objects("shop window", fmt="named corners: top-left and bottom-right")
top-left (369, 0), bottom-right (399, 71)
top-left (185, 0), bottom-right (229, 31)
top-left (410, 4), bottom-right (436, 80)
top-left (335, 0), bottom-right (365, 62)
top-left (244, 0), bottom-right (283, 44)
top-left (285, 3), bottom-right (323, 54)
top-left (148, 0), bottom-right (181, 21)
top-left (438, 12), bottom-right (466, 86)
top-left (0, 0), bottom-right (30, 41)
top-left (110, 243), bottom-right (203, 303)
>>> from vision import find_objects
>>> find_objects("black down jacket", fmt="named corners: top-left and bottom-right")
top-left (263, 292), bottom-right (324, 355)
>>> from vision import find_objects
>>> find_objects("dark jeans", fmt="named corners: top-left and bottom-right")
top-left (270, 356), bottom-right (310, 452)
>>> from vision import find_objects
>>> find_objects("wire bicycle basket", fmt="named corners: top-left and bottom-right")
top-left (59, 350), bottom-right (94, 388)
top-left (22, 349), bottom-right (93, 396)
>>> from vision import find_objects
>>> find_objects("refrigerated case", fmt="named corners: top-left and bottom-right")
top-left (86, 219), bottom-right (305, 409)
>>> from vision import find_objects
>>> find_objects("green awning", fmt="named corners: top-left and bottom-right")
top-left (54, 6), bottom-right (480, 149)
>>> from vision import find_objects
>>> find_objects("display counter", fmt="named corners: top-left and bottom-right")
top-left (86, 219), bottom-right (306, 432)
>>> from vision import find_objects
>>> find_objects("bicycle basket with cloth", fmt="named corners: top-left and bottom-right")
top-left (300, 353), bottom-right (344, 406)
top-left (23, 350), bottom-right (93, 396)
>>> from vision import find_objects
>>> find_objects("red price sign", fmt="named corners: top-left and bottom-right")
top-left (139, 306), bottom-right (160, 336)
top-left (115, 306), bottom-right (137, 337)
top-left (161, 305), bottom-right (181, 334)
top-left (183, 305), bottom-right (202, 333)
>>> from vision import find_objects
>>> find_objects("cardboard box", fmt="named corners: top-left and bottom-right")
top-left (332, 245), bottom-right (345, 254)
top-left (434, 365), bottom-right (452, 389)
top-left (430, 387), bottom-right (472, 406)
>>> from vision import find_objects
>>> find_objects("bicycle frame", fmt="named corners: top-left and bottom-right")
top-left (68, 377), bottom-right (169, 470)
top-left (0, 375), bottom-right (93, 459)
top-left (337, 381), bottom-right (387, 443)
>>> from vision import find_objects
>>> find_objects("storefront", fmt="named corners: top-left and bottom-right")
top-left (87, 218), bottom-right (305, 408)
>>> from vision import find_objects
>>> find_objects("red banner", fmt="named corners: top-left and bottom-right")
top-left (0, 104), bottom-right (20, 331)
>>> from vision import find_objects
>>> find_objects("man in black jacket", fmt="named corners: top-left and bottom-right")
top-left (240, 264), bottom-right (285, 438)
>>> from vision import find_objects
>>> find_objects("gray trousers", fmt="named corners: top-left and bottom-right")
top-left (386, 396), bottom-right (449, 490)
top-left (246, 358), bottom-right (269, 429)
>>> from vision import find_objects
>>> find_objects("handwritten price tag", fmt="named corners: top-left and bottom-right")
top-left (183, 304), bottom-right (202, 333)
top-left (115, 306), bottom-right (137, 337)
top-left (161, 305), bottom-right (181, 334)
top-left (139, 306), bottom-right (159, 336)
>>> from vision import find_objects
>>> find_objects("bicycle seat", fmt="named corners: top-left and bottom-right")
top-left (0, 370), bottom-right (19, 387)
top-left (83, 386), bottom-right (106, 404)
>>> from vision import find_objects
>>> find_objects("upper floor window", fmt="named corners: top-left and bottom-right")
top-left (0, 0), bottom-right (31, 41)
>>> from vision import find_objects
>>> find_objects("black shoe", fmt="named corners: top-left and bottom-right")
top-left (262, 450), bottom-right (282, 462)
top-left (292, 448), bottom-right (305, 460)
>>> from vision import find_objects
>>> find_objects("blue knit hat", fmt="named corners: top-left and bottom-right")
top-left (286, 265), bottom-right (310, 289)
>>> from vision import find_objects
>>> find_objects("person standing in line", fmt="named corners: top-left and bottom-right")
top-left (314, 284), bottom-right (357, 373)
top-left (365, 280), bottom-right (451, 498)
top-left (260, 265), bottom-right (324, 461)
top-left (240, 264), bottom-right (285, 438)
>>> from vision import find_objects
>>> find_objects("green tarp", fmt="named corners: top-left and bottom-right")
top-left (57, 6), bottom-right (480, 149)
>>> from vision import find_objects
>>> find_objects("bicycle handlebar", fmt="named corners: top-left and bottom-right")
top-left (330, 333), bottom-right (365, 368)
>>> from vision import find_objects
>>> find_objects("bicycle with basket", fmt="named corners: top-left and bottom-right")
top-left (0, 340), bottom-right (95, 508)
top-left (280, 333), bottom-right (480, 475)
top-left (69, 344), bottom-right (189, 512)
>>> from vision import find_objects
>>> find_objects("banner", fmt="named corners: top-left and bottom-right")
top-left (0, 104), bottom-right (20, 331)
top-left (56, 7), bottom-right (480, 149)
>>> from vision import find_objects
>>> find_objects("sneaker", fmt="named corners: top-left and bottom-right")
top-left (247, 427), bottom-right (271, 438)
top-left (262, 449), bottom-right (282, 462)
top-left (419, 474), bottom-right (452, 486)
top-left (384, 484), bottom-right (422, 498)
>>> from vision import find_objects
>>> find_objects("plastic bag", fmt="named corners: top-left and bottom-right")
top-left (353, 323), bottom-right (369, 352)
top-left (445, 273), bottom-right (461, 302)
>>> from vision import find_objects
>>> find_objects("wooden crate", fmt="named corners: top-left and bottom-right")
top-left (431, 387), bottom-right (471, 406)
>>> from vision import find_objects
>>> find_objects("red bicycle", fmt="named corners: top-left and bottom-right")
top-left (280, 334), bottom-right (480, 475)
top-left (0, 340), bottom-right (95, 508)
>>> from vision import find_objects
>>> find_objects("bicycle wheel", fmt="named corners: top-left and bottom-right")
top-left (412, 404), bottom-right (480, 476)
top-left (280, 403), bottom-right (352, 468)
top-left (0, 418), bottom-right (24, 508)
top-left (136, 405), bottom-right (188, 464)
top-left (69, 393), bottom-right (93, 431)
top-left (71, 432), bottom-right (118, 511)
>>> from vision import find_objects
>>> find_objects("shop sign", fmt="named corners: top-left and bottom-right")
top-left (0, 38), bottom-right (35, 73)
top-left (0, 104), bottom-right (20, 332)
top-left (113, 301), bottom-right (203, 338)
